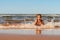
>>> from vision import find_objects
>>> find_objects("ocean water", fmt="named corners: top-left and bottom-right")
top-left (0, 29), bottom-right (36, 35)
top-left (0, 15), bottom-right (60, 23)
top-left (0, 15), bottom-right (60, 35)
top-left (0, 29), bottom-right (60, 35)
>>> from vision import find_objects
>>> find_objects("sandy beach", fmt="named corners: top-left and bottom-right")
top-left (0, 34), bottom-right (60, 40)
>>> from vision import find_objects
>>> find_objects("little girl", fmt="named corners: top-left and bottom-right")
top-left (34, 14), bottom-right (44, 34)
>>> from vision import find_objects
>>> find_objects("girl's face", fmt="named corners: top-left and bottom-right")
top-left (37, 15), bottom-right (41, 19)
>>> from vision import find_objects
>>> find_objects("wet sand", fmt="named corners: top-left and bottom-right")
top-left (0, 34), bottom-right (60, 40)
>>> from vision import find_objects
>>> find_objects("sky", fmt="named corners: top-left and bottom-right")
top-left (0, 0), bottom-right (60, 14)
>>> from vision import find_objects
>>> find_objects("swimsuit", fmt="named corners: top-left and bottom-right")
top-left (35, 19), bottom-right (43, 26)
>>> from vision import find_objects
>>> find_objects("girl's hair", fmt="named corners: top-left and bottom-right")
top-left (36, 14), bottom-right (42, 18)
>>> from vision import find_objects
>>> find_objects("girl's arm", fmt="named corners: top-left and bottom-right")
top-left (40, 20), bottom-right (44, 26)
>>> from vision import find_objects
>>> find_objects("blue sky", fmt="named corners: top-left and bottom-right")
top-left (0, 0), bottom-right (60, 14)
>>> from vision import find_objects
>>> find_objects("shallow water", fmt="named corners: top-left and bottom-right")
top-left (0, 29), bottom-right (60, 35)
top-left (0, 29), bottom-right (36, 35)
top-left (42, 29), bottom-right (60, 35)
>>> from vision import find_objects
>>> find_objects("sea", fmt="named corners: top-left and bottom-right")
top-left (0, 14), bottom-right (60, 35)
